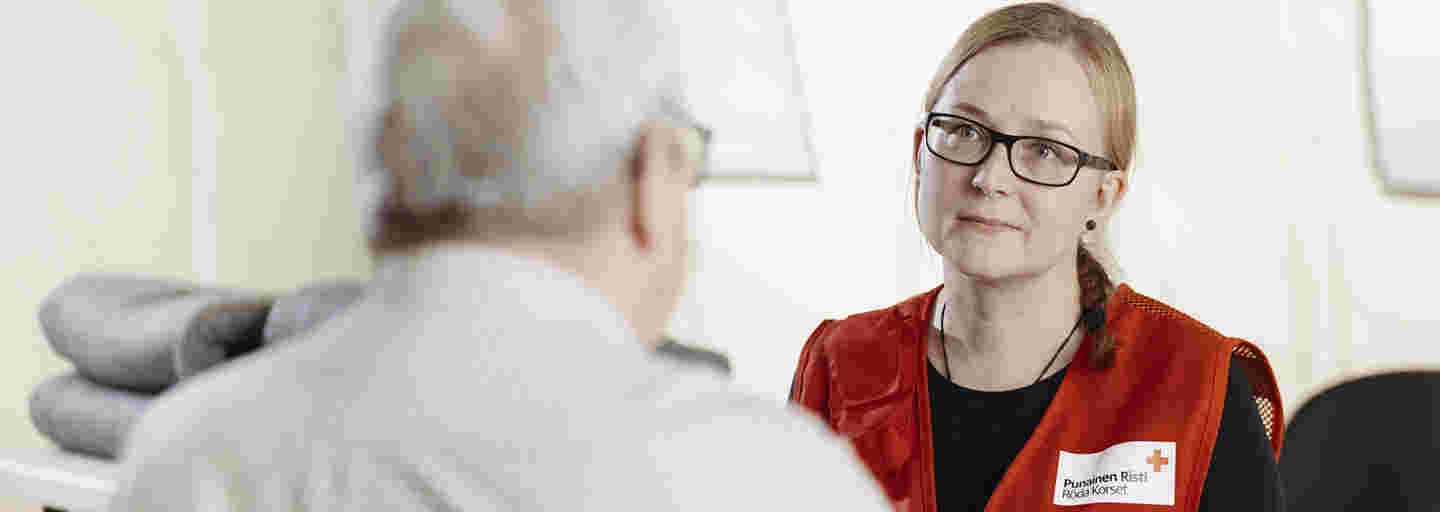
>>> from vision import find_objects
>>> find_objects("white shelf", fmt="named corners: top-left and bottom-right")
top-left (0, 450), bottom-right (118, 512)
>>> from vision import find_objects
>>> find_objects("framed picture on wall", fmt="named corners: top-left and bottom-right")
top-left (344, 0), bottom-right (819, 185)
top-left (1364, 0), bottom-right (1440, 196)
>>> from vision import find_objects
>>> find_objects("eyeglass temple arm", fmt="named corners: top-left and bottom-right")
top-left (1083, 154), bottom-right (1119, 171)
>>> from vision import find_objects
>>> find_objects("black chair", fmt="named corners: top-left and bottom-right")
top-left (1281, 371), bottom-right (1440, 511)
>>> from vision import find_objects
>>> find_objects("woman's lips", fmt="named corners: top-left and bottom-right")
top-left (956, 215), bottom-right (1020, 232)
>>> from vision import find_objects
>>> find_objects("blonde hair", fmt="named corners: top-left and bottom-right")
top-left (919, 2), bottom-right (1136, 366)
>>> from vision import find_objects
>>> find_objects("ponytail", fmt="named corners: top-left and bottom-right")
top-left (1078, 244), bottom-right (1117, 367)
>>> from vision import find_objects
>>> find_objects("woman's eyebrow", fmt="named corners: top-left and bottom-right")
top-left (944, 103), bottom-right (1076, 139)
top-left (1027, 118), bottom-right (1077, 143)
top-left (942, 102), bottom-right (990, 120)
top-left (942, 102), bottom-right (1080, 144)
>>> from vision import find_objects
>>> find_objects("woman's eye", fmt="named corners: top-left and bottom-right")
top-left (1032, 144), bottom-right (1056, 159)
top-left (957, 125), bottom-right (979, 139)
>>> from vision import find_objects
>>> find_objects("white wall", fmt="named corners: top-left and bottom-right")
top-left (0, 3), bottom-right (192, 509)
top-left (0, 1), bottom-right (191, 463)
top-left (174, 0), bottom-right (372, 290)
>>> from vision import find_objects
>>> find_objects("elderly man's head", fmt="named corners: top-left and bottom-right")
top-left (367, 0), bottom-right (706, 343)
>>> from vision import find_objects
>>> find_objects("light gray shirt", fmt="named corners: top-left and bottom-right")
top-left (110, 245), bottom-right (889, 511)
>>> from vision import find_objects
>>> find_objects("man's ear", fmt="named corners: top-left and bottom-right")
top-left (628, 120), bottom-right (693, 253)
top-left (912, 126), bottom-right (925, 179)
top-left (628, 121), bottom-right (678, 252)
top-left (912, 125), bottom-right (925, 199)
top-left (628, 130), bottom-right (655, 252)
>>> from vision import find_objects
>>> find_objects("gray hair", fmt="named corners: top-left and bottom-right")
top-left (372, 0), bottom-right (691, 227)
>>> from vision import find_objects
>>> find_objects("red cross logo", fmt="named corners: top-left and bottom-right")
top-left (1146, 449), bottom-right (1170, 473)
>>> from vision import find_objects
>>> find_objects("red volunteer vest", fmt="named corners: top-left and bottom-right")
top-left (790, 284), bottom-right (1284, 512)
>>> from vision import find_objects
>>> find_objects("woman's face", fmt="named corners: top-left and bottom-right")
top-left (915, 41), bottom-right (1120, 283)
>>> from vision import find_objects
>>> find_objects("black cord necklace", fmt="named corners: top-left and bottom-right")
top-left (937, 300), bottom-right (1088, 387)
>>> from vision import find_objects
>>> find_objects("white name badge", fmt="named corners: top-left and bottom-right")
top-left (1053, 441), bottom-right (1177, 506)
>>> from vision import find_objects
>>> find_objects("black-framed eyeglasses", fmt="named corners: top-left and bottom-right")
top-left (922, 112), bottom-right (1117, 187)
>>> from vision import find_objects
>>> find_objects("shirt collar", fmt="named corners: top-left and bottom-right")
top-left (369, 243), bottom-right (640, 348)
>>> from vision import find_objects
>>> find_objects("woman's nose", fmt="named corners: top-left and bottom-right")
top-left (969, 143), bottom-right (1013, 197)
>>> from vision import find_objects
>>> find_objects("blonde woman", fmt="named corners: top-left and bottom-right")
top-left (790, 4), bottom-right (1284, 511)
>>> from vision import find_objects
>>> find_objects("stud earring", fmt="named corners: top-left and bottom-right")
top-left (1086, 219), bottom-right (1097, 231)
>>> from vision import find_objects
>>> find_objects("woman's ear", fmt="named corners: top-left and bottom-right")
top-left (1094, 169), bottom-right (1128, 223)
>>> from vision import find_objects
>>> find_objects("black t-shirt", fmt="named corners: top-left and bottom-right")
top-left (927, 358), bottom-right (1281, 511)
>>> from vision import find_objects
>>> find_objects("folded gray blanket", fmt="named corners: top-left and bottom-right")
top-left (33, 277), bottom-right (369, 460)
top-left (29, 373), bottom-right (154, 460)
top-left (263, 280), bottom-right (368, 345)
top-left (39, 274), bottom-right (273, 392)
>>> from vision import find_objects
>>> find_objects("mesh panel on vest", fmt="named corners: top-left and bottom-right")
top-left (1232, 344), bottom-right (1279, 444)
top-left (1118, 292), bottom-right (1282, 446)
